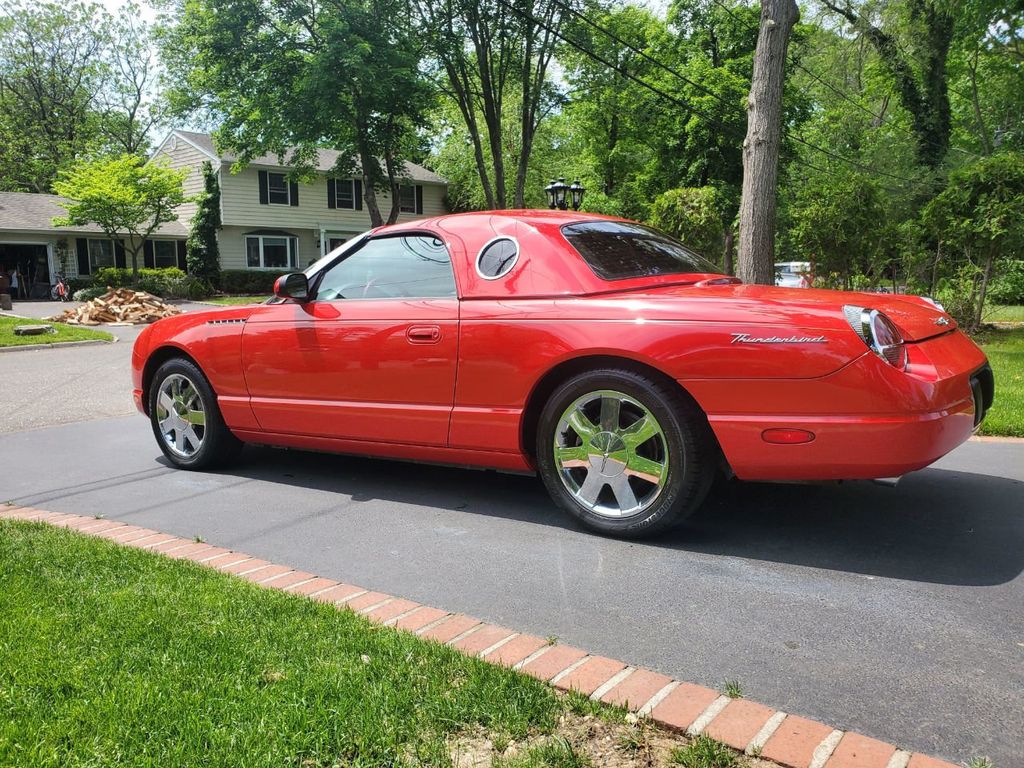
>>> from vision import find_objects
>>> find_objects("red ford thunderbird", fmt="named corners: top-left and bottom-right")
top-left (131, 211), bottom-right (993, 537)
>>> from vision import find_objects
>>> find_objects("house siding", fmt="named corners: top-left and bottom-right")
top-left (219, 166), bottom-right (446, 231)
top-left (152, 137), bottom-right (212, 226)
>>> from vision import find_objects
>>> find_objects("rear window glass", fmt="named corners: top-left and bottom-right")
top-left (561, 221), bottom-right (718, 280)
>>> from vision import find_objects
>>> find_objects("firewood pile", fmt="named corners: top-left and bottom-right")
top-left (47, 288), bottom-right (182, 325)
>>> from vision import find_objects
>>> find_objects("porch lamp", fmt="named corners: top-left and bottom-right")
top-left (544, 177), bottom-right (569, 210)
top-left (568, 179), bottom-right (585, 211)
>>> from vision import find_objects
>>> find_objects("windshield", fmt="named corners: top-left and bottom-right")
top-left (561, 221), bottom-right (719, 281)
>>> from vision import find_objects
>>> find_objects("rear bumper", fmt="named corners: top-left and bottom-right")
top-left (698, 330), bottom-right (991, 481)
top-left (710, 398), bottom-right (978, 480)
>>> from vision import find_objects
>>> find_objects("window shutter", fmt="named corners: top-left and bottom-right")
top-left (415, 185), bottom-right (424, 215)
top-left (76, 238), bottom-right (89, 276)
top-left (114, 241), bottom-right (127, 269)
top-left (327, 179), bottom-right (336, 209)
top-left (176, 240), bottom-right (187, 271)
top-left (354, 179), bottom-right (363, 210)
top-left (258, 170), bottom-right (269, 204)
top-left (289, 181), bottom-right (299, 206)
top-left (143, 240), bottom-right (155, 268)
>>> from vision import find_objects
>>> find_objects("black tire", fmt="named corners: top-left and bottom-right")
top-left (535, 368), bottom-right (715, 538)
top-left (148, 357), bottom-right (243, 470)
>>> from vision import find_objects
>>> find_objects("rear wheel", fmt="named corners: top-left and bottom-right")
top-left (149, 358), bottom-right (242, 470)
top-left (536, 369), bottom-right (714, 537)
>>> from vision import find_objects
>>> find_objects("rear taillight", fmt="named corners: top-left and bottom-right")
top-left (843, 305), bottom-right (907, 370)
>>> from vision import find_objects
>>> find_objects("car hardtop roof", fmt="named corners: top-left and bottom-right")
top-left (375, 209), bottom-right (628, 234)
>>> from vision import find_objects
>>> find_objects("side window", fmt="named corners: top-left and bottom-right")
top-left (316, 235), bottom-right (456, 300)
top-left (476, 237), bottom-right (518, 279)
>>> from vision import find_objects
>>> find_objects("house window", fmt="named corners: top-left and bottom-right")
top-left (267, 172), bottom-right (290, 205)
top-left (152, 240), bottom-right (178, 268)
top-left (88, 239), bottom-right (115, 270)
top-left (246, 235), bottom-right (298, 269)
top-left (335, 179), bottom-right (356, 209)
top-left (399, 185), bottom-right (417, 213)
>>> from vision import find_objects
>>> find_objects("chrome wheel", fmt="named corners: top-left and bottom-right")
top-left (553, 389), bottom-right (670, 518)
top-left (155, 373), bottom-right (206, 459)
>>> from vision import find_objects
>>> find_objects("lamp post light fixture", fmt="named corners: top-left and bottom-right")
top-left (545, 177), bottom-right (585, 211)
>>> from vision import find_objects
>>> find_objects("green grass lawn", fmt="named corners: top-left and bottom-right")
top-left (0, 521), bottom-right (562, 767)
top-left (977, 327), bottom-right (1024, 437)
top-left (984, 304), bottom-right (1024, 323)
top-left (203, 295), bottom-right (269, 305)
top-left (0, 316), bottom-right (112, 348)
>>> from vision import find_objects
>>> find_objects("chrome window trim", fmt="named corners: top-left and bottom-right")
top-left (475, 235), bottom-right (520, 281)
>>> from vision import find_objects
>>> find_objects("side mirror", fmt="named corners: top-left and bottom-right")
top-left (274, 272), bottom-right (310, 302)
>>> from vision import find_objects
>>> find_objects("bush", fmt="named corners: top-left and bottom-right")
top-left (935, 265), bottom-right (978, 328)
top-left (72, 286), bottom-right (107, 302)
top-left (91, 267), bottom-right (196, 298)
top-left (219, 269), bottom-right (283, 295)
top-left (162, 276), bottom-right (213, 300)
top-left (988, 260), bottom-right (1024, 306)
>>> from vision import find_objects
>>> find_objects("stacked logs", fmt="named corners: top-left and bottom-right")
top-left (47, 288), bottom-right (181, 325)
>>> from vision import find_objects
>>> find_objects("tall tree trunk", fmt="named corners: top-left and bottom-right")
top-left (973, 251), bottom-right (995, 330)
top-left (384, 153), bottom-right (401, 225)
top-left (737, 0), bottom-right (799, 285)
top-left (723, 229), bottom-right (735, 275)
top-left (357, 147), bottom-right (384, 227)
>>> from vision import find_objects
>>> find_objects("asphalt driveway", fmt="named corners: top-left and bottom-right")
top-left (1, 320), bottom-right (1021, 765)
top-left (2, 416), bottom-right (1021, 766)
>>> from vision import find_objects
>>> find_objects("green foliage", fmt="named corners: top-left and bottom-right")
top-left (0, 522), bottom-right (561, 766)
top-left (649, 187), bottom-right (727, 262)
top-left (72, 286), bottom-right (107, 302)
top-left (988, 261), bottom-right (1024, 306)
top-left (53, 155), bottom-right (190, 278)
top-left (789, 172), bottom-right (887, 288)
top-left (160, 0), bottom-right (431, 225)
top-left (219, 270), bottom-right (283, 295)
top-left (186, 161), bottom-right (222, 288)
top-left (670, 734), bottom-right (741, 768)
top-left (91, 267), bottom-right (210, 300)
top-left (934, 264), bottom-right (980, 327)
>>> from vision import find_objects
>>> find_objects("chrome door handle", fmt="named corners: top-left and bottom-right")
top-left (406, 325), bottom-right (441, 344)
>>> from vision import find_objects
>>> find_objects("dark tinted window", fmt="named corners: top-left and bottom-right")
top-left (316, 235), bottom-right (456, 300)
top-left (562, 221), bottom-right (718, 280)
top-left (476, 237), bottom-right (518, 279)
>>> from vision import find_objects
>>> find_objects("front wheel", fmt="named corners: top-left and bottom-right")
top-left (149, 358), bottom-right (242, 470)
top-left (535, 369), bottom-right (715, 538)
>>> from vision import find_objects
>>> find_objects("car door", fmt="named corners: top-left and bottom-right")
top-left (240, 233), bottom-right (459, 446)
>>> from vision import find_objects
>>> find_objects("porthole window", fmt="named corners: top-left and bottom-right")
top-left (476, 237), bottom-right (519, 280)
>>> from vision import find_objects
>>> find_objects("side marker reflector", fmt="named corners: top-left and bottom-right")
top-left (762, 428), bottom-right (815, 444)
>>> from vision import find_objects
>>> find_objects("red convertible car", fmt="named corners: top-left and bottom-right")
top-left (131, 211), bottom-right (993, 537)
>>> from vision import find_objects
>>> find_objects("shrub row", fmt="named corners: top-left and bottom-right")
top-left (219, 269), bottom-right (283, 295)
top-left (85, 267), bottom-right (212, 301)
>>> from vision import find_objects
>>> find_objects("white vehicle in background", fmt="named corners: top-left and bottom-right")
top-left (775, 261), bottom-right (812, 288)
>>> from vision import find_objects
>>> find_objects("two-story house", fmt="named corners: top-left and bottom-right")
top-left (152, 130), bottom-right (449, 273)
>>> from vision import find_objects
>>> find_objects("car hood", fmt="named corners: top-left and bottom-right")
top-left (621, 283), bottom-right (955, 342)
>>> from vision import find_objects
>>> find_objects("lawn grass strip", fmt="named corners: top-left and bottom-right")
top-left (746, 710), bottom-right (788, 755)
top-left (807, 729), bottom-right (844, 768)
top-left (686, 694), bottom-right (732, 736)
top-left (0, 514), bottom-right (966, 768)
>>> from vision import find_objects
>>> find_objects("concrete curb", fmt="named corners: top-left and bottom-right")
top-left (0, 336), bottom-right (117, 353)
top-left (1, 505), bottom-right (966, 768)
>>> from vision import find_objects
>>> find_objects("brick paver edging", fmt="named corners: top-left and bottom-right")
top-left (1, 505), bottom-right (962, 768)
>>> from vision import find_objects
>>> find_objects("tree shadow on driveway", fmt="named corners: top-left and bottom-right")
top-left (211, 445), bottom-right (1024, 588)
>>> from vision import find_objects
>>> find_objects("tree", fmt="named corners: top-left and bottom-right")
top-left (413, 0), bottom-right (574, 209)
top-left (737, 0), bottom-right (800, 285)
top-left (186, 161), bottom-right (221, 288)
top-left (160, 0), bottom-right (432, 227)
top-left (923, 152), bottom-right (1024, 329)
top-left (53, 155), bottom-right (190, 280)
top-left (790, 172), bottom-right (886, 288)
top-left (100, 3), bottom-right (162, 155)
top-left (821, 0), bottom-right (956, 170)
top-left (0, 1), bottom-right (109, 192)
top-left (649, 187), bottom-right (727, 264)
